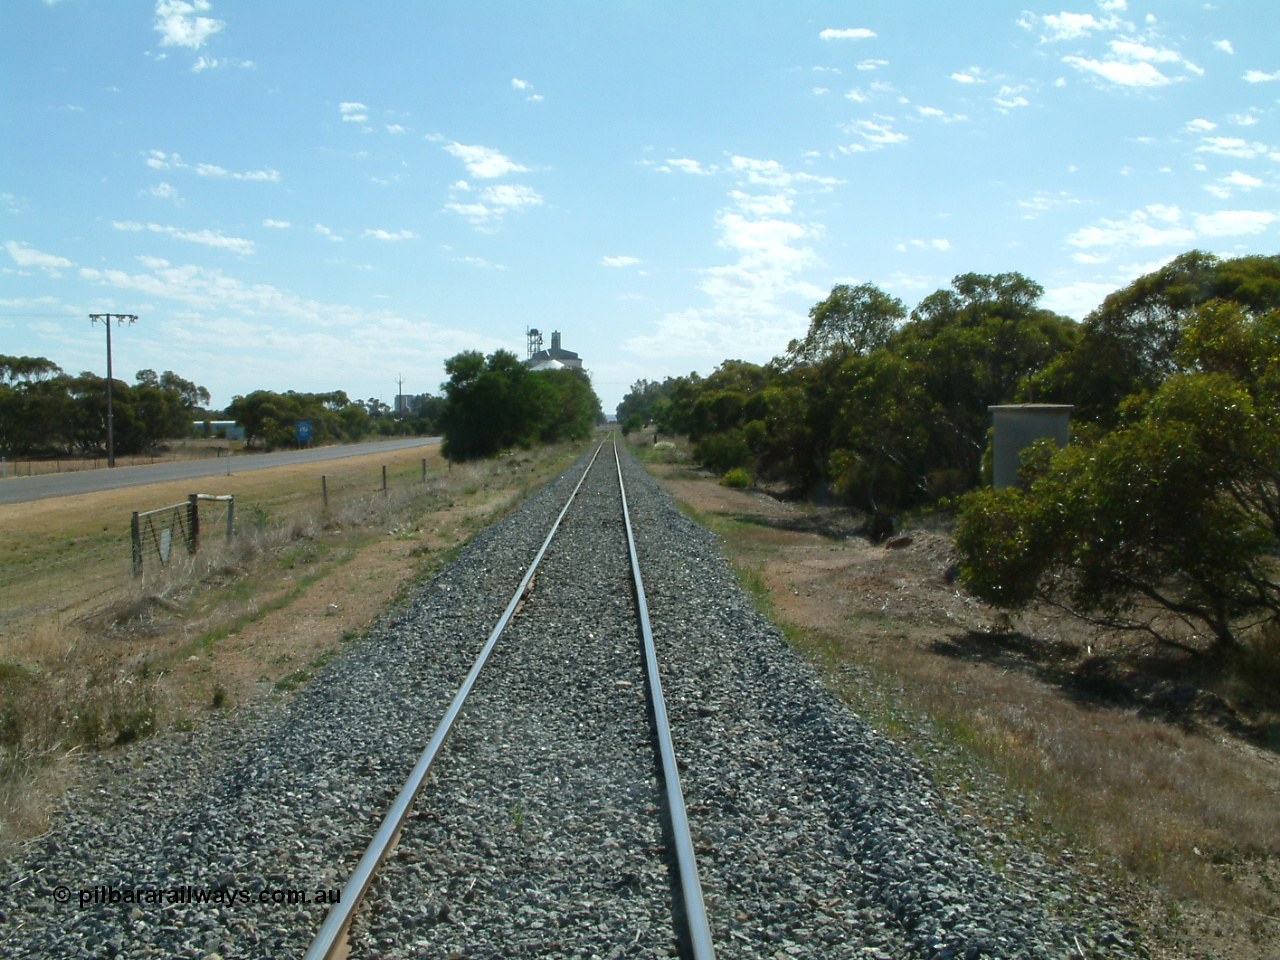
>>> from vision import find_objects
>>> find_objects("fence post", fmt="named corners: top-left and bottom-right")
top-left (382, 465), bottom-right (387, 494)
top-left (322, 475), bottom-right (328, 510)
top-left (188, 494), bottom-right (200, 554)
top-left (131, 512), bottom-right (142, 577)
top-left (226, 497), bottom-right (235, 539)
top-left (421, 458), bottom-right (426, 483)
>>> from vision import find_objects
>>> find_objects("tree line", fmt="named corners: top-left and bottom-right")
top-left (0, 358), bottom-right (445, 458)
top-left (618, 250), bottom-right (1280, 655)
top-left (226, 390), bottom-right (443, 449)
top-left (619, 270), bottom-right (1078, 510)
top-left (0, 359), bottom-right (211, 459)
top-left (0, 347), bottom-right (603, 463)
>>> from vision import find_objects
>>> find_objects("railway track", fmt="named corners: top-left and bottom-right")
top-left (2, 438), bottom-right (1134, 959)
top-left (306, 437), bottom-right (714, 959)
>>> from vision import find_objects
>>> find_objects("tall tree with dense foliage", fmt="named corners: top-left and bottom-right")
top-left (439, 349), bottom-right (600, 461)
top-left (784, 282), bottom-right (906, 365)
top-left (957, 259), bottom-right (1280, 655)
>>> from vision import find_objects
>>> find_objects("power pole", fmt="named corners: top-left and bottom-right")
top-left (89, 313), bottom-right (137, 468)
top-left (396, 373), bottom-right (406, 416)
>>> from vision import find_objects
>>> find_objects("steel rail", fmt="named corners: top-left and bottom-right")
top-left (303, 439), bottom-right (608, 960)
top-left (613, 438), bottom-right (717, 960)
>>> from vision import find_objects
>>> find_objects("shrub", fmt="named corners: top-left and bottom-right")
top-left (721, 467), bottom-right (751, 488)
top-left (695, 429), bottom-right (750, 474)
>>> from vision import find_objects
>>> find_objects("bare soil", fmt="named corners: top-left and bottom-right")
top-left (642, 453), bottom-right (1280, 960)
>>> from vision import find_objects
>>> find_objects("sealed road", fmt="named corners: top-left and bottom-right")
top-left (0, 437), bottom-right (441, 505)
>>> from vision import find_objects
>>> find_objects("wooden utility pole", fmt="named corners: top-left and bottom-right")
top-left (89, 313), bottom-right (137, 468)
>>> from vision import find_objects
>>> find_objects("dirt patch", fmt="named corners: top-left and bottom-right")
top-left (643, 456), bottom-right (1280, 960)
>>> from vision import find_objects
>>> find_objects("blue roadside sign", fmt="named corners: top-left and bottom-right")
top-left (296, 420), bottom-right (312, 445)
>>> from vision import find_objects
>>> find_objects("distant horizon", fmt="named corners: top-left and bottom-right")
top-left (5, 1), bottom-right (1277, 413)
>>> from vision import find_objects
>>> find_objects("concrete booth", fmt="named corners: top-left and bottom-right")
top-left (988, 404), bottom-right (1073, 489)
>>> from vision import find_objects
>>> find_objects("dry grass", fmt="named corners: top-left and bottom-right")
top-left (0, 439), bottom-right (586, 848)
top-left (638, 435), bottom-right (1280, 960)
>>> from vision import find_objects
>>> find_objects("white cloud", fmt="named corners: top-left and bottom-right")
top-left (527, 94), bottom-right (544, 102)
top-left (730, 190), bottom-right (794, 216)
top-left (857, 59), bottom-right (888, 70)
top-left (1108, 39), bottom-right (1182, 63)
top-left (917, 105), bottom-right (966, 122)
top-left (146, 149), bottom-right (180, 170)
top-left (149, 182), bottom-right (179, 202)
top-left (1196, 136), bottom-right (1268, 158)
top-left (314, 224), bottom-right (343, 242)
top-left (451, 255), bottom-right (506, 270)
top-left (1042, 280), bottom-right (1119, 319)
top-left (601, 256), bottom-right (642, 267)
top-left (1066, 204), bottom-right (1277, 249)
top-left (1206, 170), bottom-right (1265, 199)
top-left (511, 78), bottom-right (531, 90)
top-left (994, 84), bottom-right (1031, 109)
top-left (444, 202), bottom-right (493, 225)
top-left (75, 260), bottom-right (492, 387)
top-left (1213, 39), bottom-right (1234, 54)
top-left (386, 124), bottom-right (406, 134)
top-left (442, 141), bottom-right (530, 178)
top-left (113, 220), bottom-right (254, 255)
top-left (1034, 12), bottom-right (1121, 41)
top-left (844, 119), bottom-right (908, 149)
top-left (480, 184), bottom-right (543, 209)
top-left (1018, 190), bottom-right (1082, 218)
top-left (154, 0), bottom-right (224, 50)
top-left (262, 219), bottom-right (291, 228)
top-left (363, 228), bottom-right (417, 240)
top-left (339, 102), bottom-right (368, 123)
top-left (1194, 209), bottom-right (1276, 236)
top-left (142, 149), bottom-right (279, 182)
top-left (1222, 171), bottom-right (1264, 189)
top-left (624, 157), bottom-right (828, 363)
top-left (894, 238), bottom-right (952, 252)
top-left (820, 28), bottom-right (876, 40)
top-left (5, 241), bottom-right (73, 273)
top-left (1063, 55), bottom-right (1172, 86)
top-left (951, 68), bottom-right (984, 83)
top-left (1244, 69), bottom-right (1280, 83)
top-left (663, 158), bottom-right (712, 175)
top-left (1186, 118), bottom-right (1217, 132)
top-left (1066, 205), bottom-right (1195, 248)
top-left (445, 183), bottom-right (543, 226)
top-left (813, 87), bottom-right (830, 95)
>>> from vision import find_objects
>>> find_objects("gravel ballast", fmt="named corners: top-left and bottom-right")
top-left (1, 443), bottom-right (1139, 958)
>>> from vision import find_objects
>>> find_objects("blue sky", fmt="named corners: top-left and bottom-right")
top-left (3, 1), bottom-right (1277, 413)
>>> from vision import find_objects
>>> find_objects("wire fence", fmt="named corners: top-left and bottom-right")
top-left (0, 456), bottom-right (468, 631)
